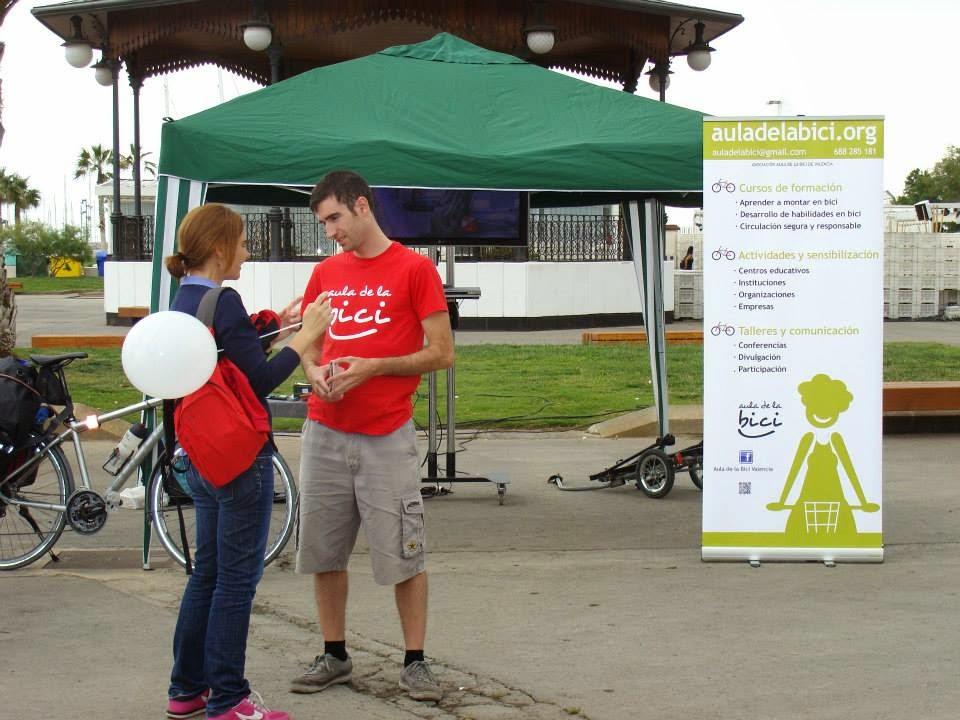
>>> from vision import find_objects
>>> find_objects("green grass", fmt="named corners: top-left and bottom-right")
top-left (882, 342), bottom-right (960, 381)
top-left (11, 276), bottom-right (104, 294)
top-left (14, 341), bottom-right (960, 430)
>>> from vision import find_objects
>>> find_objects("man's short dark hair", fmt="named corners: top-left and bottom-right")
top-left (310, 170), bottom-right (373, 214)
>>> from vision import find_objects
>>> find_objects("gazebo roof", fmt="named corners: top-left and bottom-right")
top-left (33, 0), bottom-right (743, 86)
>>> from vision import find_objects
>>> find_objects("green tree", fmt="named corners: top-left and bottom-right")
top-left (74, 144), bottom-right (130, 249)
top-left (1, 1), bottom-right (22, 149)
top-left (122, 144), bottom-right (158, 179)
top-left (897, 146), bottom-right (960, 204)
top-left (0, 166), bottom-right (13, 226)
top-left (6, 173), bottom-right (40, 224)
top-left (0, 221), bottom-right (92, 277)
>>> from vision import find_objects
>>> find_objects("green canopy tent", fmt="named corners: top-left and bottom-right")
top-left (152, 33), bottom-right (706, 436)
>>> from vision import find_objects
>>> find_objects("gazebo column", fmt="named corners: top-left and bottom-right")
top-left (108, 57), bottom-right (124, 256)
top-left (622, 48), bottom-right (642, 94)
top-left (267, 40), bottom-right (284, 259)
top-left (268, 40), bottom-right (283, 85)
top-left (129, 63), bottom-right (145, 258)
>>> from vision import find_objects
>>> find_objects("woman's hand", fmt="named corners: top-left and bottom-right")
top-left (301, 293), bottom-right (332, 341)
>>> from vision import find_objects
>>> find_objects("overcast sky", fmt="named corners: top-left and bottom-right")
top-left (0, 0), bottom-right (956, 228)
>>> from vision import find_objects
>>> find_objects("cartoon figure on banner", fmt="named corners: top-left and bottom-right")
top-left (766, 373), bottom-right (879, 544)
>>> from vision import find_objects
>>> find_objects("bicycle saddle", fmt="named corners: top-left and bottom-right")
top-left (29, 352), bottom-right (88, 367)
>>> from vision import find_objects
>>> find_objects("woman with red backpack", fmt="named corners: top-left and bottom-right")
top-left (163, 203), bottom-right (331, 720)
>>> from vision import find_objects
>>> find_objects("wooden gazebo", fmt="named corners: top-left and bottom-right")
top-left (32, 0), bottom-right (742, 255)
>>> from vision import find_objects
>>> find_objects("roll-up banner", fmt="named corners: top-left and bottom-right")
top-left (702, 116), bottom-right (884, 563)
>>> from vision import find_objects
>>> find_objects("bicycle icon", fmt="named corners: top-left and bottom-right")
top-left (711, 179), bottom-right (736, 193)
top-left (711, 247), bottom-right (737, 261)
top-left (711, 322), bottom-right (736, 336)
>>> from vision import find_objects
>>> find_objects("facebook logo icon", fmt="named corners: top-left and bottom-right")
top-left (739, 450), bottom-right (754, 464)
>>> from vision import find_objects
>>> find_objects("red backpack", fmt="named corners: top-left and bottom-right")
top-left (174, 287), bottom-right (270, 487)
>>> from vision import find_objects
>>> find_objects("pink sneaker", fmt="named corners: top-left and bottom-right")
top-left (208, 691), bottom-right (290, 720)
top-left (166, 690), bottom-right (209, 719)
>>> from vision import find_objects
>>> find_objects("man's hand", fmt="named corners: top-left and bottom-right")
top-left (307, 361), bottom-right (344, 402)
top-left (326, 356), bottom-right (380, 398)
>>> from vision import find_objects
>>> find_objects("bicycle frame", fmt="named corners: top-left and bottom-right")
top-left (0, 397), bottom-right (164, 515)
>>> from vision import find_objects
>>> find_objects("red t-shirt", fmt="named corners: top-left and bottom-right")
top-left (300, 241), bottom-right (448, 435)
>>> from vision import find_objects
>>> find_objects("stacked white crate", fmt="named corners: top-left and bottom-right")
top-left (941, 235), bottom-right (960, 314)
top-left (674, 271), bottom-right (703, 319)
top-left (883, 232), bottom-right (949, 319)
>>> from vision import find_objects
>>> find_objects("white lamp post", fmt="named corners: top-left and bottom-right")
top-left (242, 0), bottom-right (273, 52)
top-left (63, 15), bottom-right (93, 68)
top-left (242, 23), bottom-right (273, 52)
top-left (93, 57), bottom-right (115, 87)
top-left (684, 21), bottom-right (715, 71)
top-left (523, 1), bottom-right (556, 55)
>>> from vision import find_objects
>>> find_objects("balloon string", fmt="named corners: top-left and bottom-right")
top-left (215, 322), bottom-right (304, 354)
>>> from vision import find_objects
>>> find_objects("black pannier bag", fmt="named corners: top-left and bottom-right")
top-left (35, 365), bottom-right (69, 406)
top-left (0, 356), bottom-right (41, 448)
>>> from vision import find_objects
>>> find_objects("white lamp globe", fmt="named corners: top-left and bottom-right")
top-left (687, 49), bottom-right (712, 72)
top-left (121, 311), bottom-right (218, 399)
top-left (526, 30), bottom-right (555, 55)
top-left (648, 72), bottom-right (670, 93)
top-left (94, 63), bottom-right (114, 86)
top-left (243, 24), bottom-right (273, 52)
top-left (64, 42), bottom-right (93, 68)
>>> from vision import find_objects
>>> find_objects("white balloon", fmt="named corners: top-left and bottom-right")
top-left (121, 311), bottom-right (218, 399)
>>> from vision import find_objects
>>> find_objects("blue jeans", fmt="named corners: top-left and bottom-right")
top-left (168, 450), bottom-right (273, 717)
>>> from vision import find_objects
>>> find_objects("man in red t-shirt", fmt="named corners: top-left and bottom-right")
top-left (290, 171), bottom-right (453, 702)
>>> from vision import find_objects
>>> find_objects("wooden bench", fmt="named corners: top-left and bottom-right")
top-left (31, 335), bottom-right (125, 349)
top-left (883, 381), bottom-right (960, 414)
top-left (117, 306), bottom-right (149, 319)
top-left (582, 330), bottom-right (704, 345)
top-left (883, 381), bottom-right (960, 432)
top-left (7, 281), bottom-right (23, 291)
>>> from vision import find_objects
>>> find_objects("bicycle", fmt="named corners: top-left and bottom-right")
top-left (0, 351), bottom-right (297, 571)
top-left (711, 180), bottom-right (736, 193)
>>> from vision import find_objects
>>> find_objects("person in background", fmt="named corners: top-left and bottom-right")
top-left (290, 170), bottom-right (454, 702)
top-left (679, 245), bottom-right (695, 270)
top-left (164, 203), bottom-right (331, 720)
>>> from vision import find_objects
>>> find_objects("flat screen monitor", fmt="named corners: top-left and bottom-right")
top-left (372, 188), bottom-right (527, 247)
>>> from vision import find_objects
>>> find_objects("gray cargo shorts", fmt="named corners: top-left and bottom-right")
top-left (295, 419), bottom-right (426, 586)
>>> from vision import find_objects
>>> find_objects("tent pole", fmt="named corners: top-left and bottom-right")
top-left (626, 200), bottom-right (669, 437)
top-left (444, 246), bottom-right (457, 477)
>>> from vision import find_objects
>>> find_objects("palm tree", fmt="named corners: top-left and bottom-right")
top-left (0, 167), bottom-right (13, 226)
top-left (7, 173), bottom-right (40, 224)
top-left (1, 3), bottom-right (23, 356)
top-left (1, 1), bottom-right (22, 149)
top-left (74, 144), bottom-right (120, 249)
top-left (122, 144), bottom-right (158, 179)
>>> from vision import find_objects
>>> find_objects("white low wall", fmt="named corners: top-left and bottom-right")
top-left (104, 260), bottom-right (674, 318)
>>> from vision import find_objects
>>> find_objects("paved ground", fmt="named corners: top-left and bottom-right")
top-left (2, 432), bottom-right (959, 720)
top-left (4, 294), bottom-right (959, 719)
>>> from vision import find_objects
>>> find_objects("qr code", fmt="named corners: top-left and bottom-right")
top-left (738, 482), bottom-right (752, 495)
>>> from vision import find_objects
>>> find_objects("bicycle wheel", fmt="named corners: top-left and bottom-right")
top-left (149, 452), bottom-right (298, 570)
top-left (0, 442), bottom-right (73, 570)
